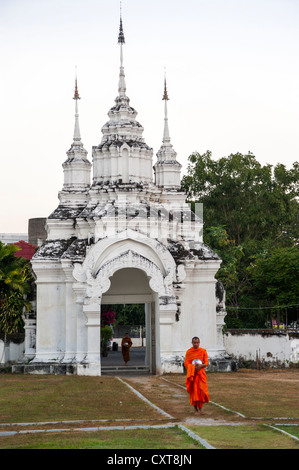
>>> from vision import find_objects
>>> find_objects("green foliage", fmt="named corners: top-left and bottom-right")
top-left (182, 151), bottom-right (299, 247)
top-left (101, 325), bottom-right (113, 342)
top-left (182, 151), bottom-right (299, 328)
top-left (103, 304), bottom-right (145, 326)
top-left (204, 226), bottom-right (246, 307)
top-left (248, 246), bottom-right (299, 307)
top-left (100, 325), bottom-right (114, 353)
top-left (0, 242), bottom-right (34, 336)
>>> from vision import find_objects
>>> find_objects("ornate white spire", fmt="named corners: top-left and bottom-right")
top-left (73, 68), bottom-right (81, 142)
top-left (154, 74), bottom-right (182, 189)
top-left (61, 70), bottom-right (91, 196)
top-left (162, 75), bottom-right (171, 144)
top-left (118, 6), bottom-right (126, 97)
top-left (92, 6), bottom-right (153, 187)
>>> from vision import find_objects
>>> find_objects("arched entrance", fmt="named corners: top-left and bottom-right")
top-left (72, 230), bottom-right (178, 376)
top-left (101, 267), bottom-right (157, 374)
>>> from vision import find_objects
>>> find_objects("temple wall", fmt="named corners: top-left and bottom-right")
top-left (32, 262), bottom-right (67, 362)
top-left (6, 331), bottom-right (299, 369)
top-left (224, 329), bottom-right (299, 367)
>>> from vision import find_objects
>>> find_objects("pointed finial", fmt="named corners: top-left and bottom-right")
top-left (73, 66), bottom-right (80, 100)
top-left (118, 3), bottom-right (126, 96)
top-left (163, 68), bottom-right (169, 100)
top-left (118, 2), bottom-right (125, 44)
top-left (72, 67), bottom-right (81, 142)
top-left (163, 80), bottom-right (169, 101)
top-left (162, 70), bottom-right (170, 143)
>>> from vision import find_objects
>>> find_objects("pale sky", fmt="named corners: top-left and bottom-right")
top-left (1, 0), bottom-right (298, 233)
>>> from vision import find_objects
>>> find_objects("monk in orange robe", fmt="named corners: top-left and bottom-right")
top-left (121, 333), bottom-right (133, 365)
top-left (184, 336), bottom-right (209, 414)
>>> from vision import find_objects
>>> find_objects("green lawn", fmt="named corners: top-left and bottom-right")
top-left (0, 375), bottom-right (157, 423)
top-left (186, 424), bottom-right (299, 450)
top-left (0, 371), bottom-right (298, 450)
top-left (0, 426), bottom-right (205, 450)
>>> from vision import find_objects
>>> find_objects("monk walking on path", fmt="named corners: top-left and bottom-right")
top-left (184, 336), bottom-right (209, 415)
top-left (121, 333), bottom-right (133, 365)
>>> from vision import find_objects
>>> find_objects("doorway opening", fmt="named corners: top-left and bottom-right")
top-left (100, 268), bottom-right (158, 374)
top-left (100, 304), bottom-right (145, 369)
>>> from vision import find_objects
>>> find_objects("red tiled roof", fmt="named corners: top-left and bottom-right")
top-left (13, 240), bottom-right (37, 260)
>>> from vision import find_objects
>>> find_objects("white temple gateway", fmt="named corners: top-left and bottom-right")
top-left (22, 16), bottom-right (234, 376)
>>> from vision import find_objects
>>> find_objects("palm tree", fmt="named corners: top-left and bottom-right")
top-left (0, 242), bottom-right (32, 344)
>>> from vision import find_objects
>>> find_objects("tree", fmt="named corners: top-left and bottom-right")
top-left (204, 226), bottom-right (246, 307)
top-left (182, 151), bottom-right (299, 328)
top-left (182, 151), bottom-right (299, 248)
top-left (247, 246), bottom-right (299, 325)
top-left (103, 304), bottom-right (145, 326)
top-left (0, 242), bottom-right (33, 338)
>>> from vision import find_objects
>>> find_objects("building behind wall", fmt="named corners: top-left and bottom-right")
top-left (28, 218), bottom-right (47, 247)
top-left (0, 234), bottom-right (28, 244)
top-left (0, 217), bottom-right (47, 249)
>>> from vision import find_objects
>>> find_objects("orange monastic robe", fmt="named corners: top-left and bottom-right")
top-left (121, 336), bottom-right (133, 363)
top-left (184, 346), bottom-right (209, 407)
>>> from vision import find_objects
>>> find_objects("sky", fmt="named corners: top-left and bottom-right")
top-left (0, 0), bottom-right (298, 234)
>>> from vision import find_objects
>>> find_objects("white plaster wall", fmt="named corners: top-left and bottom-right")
top-left (224, 331), bottom-right (299, 365)
top-left (173, 285), bottom-right (195, 353)
top-left (34, 279), bottom-right (66, 362)
top-left (63, 281), bottom-right (79, 361)
top-left (113, 337), bottom-right (144, 347)
top-left (76, 306), bottom-right (88, 362)
top-left (159, 262), bottom-right (223, 375)
top-left (0, 341), bottom-right (4, 364)
top-left (290, 338), bottom-right (299, 363)
top-left (181, 262), bottom-right (220, 355)
top-left (195, 282), bottom-right (217, 349)
top-left (0, 340), bottom-right (24, 364)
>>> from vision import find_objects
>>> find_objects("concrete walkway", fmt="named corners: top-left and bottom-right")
top-left (101, 347), bottom-right (146, 366)
top-left (101, 347), bottom-right (148, 374)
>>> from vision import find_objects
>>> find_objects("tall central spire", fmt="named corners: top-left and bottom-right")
top-left (73, 68), bottom-right (81, 142)
top-left (118, 5), bottom-right (126, 97)
top-left (92, 6), bottom-right (153, 187)
top-left (162, 75), bottom-right (171, 144)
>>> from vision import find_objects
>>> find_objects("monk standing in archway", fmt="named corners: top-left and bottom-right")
top-left (121, 333), bottom-right (133, 365)
top-left (184, 337), bottom-right (209, 415)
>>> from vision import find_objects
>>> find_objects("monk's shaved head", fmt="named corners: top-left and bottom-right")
top-left (192, 337), bottom-right (200, 348)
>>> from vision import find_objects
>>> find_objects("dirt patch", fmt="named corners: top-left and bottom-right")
top-left (124, 369), bottom-right (299, 423)
top-left (124, 375), bottom-right (245, 424)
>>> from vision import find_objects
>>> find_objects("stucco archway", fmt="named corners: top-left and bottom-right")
top-left (72, 230), bottom-right (179, 375)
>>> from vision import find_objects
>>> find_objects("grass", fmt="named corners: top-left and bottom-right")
top-left (0, 375), bottom-right (158, 423)
top-left (207, 370), bottom-right (299, 418)
top-left (165, 369), bottom-right (299, 418)
top-left (0, 426), bottom-right (205, 450)
top-left (0, 369), bottom-right (298, 449)
top-left (187, 424), bottom-right (299, 450)
top-left (272, 425), bottom-right (299, 439)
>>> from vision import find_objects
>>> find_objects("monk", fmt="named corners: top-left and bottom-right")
top-left (184, 336), bottom-right (209, 415)
top-left (121, 333), bottom-right (133, 365)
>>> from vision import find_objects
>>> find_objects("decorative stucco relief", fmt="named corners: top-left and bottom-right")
top-left (72, 229), bottom-right (178, 303)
